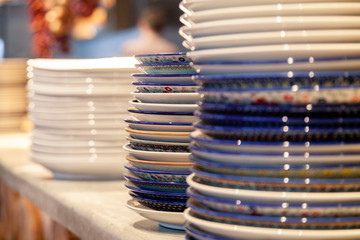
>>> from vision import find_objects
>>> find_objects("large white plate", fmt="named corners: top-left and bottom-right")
top-left (126, 199), bottom-right (185, 228)
top-left (192, 58), bottom-right (360, 74)
top-left (182, 3), bottom-right (360, 24)
top-left (183, 29), bottom-right (360, 50)
top-left (187, 174), bottom-right (360, 203)
top-left (123, 144), bottom-right (190, 162)
top-left (129, 99), bottom-right (198, 112)
top-left (125, 118), bottom-right (194, 132)
top-left (30, 117), bottom-right (126, 129)
top-left (125, 127), bottom-right (191, 143)
top-left (30, 153), bottom-right (124, 180)
top-left (31, 75), bottom-right (133, 84)
top-left (28, 81), bottom-right (133, 96)
top-left (126, 155), bottom-right (192, 172)
top-left (190, 130), bottom-right (360, 153)
top-left (180, 0), bottom-right (358, 12)
top-left (187, 43), bottom-right (360, 62)
top-left (179, 16), bottom-right (360, 38)
top-left (29, 111), bottom-right (126, 120)
top-left (132, 91), bottom-right (200, 104)
top-left (184, 208), bottom-right (360, 240)
top-left (31, 144), bottom-right (124, 154)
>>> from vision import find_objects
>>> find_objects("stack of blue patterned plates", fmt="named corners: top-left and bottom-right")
top-left (125, 53), bottom-right (199, 230)
top-left (179, 1), bottom-right (360, 239)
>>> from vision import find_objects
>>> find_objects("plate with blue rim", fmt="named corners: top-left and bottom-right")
top-left (134, 52), bottom-right (192, 64)
top-left (131, 73), bottom-right (195, 83)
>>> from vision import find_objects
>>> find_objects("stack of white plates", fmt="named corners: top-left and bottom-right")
top-left (27, 57), bottom-right (137, 180)
top-left (180, 1), bottom-right (360, 239)
top-left (124, 53), bottom-right (199, 230)
top-left (0, 59), bottom-right (27, 131)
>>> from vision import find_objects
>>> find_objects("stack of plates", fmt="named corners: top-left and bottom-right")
top-left (179, 1), bottom-right (360, 239)
top-left (124, 53), bottom-right (199, 230)
top-left (0, 59), bottom-right (27, 131)
top-left (27, 57), bottom-right (137, 180)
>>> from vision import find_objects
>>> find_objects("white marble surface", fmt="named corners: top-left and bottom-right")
top-left (0, 132), bottom-right (185, 240)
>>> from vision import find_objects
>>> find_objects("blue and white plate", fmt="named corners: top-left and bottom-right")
top-left (132, 91), bottom-right (200, 104)
top-left (187, 187), bottom-right (360, 218)
top-left (193, 71), bottom-right (360, 89)
top-left (129, 192), bottom-right (187, 212)
top-left (125, 163), bottom-right (190, 182)
top-left (126, 127), bottom-right (191, 143)
top-left (190, 130), bottom-right (360, 153)
top-left (123, 144), bottom-right (191, 162)
top-left (185, 222), bottom-right (236, 240)
top-left (188, 200), bottom-right (360, 229)
top-left (124, 173), bottom-right (188, 192)
top-left (135, 52), bottom-right (192, 64)
top-left (190, 142), bottom-right (360, 164)
top-left (129, 100), bottom-right (198, 113)
top-left (136, 62), bottom-right (197, 74)
top-left (125, 118), bottom-right (194, 132)
top-left (133, 81), bottom-right (199, 93)
top-left (127, 136), bottom-right (190, 152)
top-left (132, 74), bottom-right (195, 83)
top-left (128, 108), bottom-right (197, 123)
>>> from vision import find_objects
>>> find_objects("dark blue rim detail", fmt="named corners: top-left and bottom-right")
top-left (125, 182), bottom-right (187, 195)
top-left (132, 81), bottom-right (197, 86)
top-left (129, 192), bottom-right (187, 204)
top-left (136, 62), bottom-right (191, 66)
top-left (124, 174), bottom-right (188, 185)
top-left (132, 73), bottom-right (194, 77)
top-left (135, 52), bottom-right (187, 57)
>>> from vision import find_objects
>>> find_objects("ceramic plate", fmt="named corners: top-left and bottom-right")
top-left (135, 52), bottom-right (192, 64)
top-left (187, 174), bottom-right (360, 203)
top-left (179, 16), bottom-right (360, 38)
top-left (30, 117), bottom-right (126, 129)
top-left (186, 43), bottom-right (360, 62)
top-left (125, 118), bottom-right (194, 132)
top-left (135, 63), bottom-right (197, 74)
top-left (125, 127), bottom-right (191, 143)
top-left (126, 155), bottom-right (192, 172)
top-left (182, 3), bottom-right (360, 24)
top-left (184, 208), bottom-right (360, 240)
top-left (180, 0), bottom-right (352, 12)
top-left (129, 99), bottom-right (198, 112)
top-left (190, 143), bottom-right (360, 164)
top-left (123, 144), bottom-right (191, 162)
top-left (132, 91), bottom-right (200, 104)
top-left (132, 74), bottom-right (194, 83)
top-left (31, 144), bottom-right (124, 154)
top-left (128, 108), bottom-right (197, 123)
top-left (133, 82), bottom-right (199, 93)
top-left (192, 58), bottom-right (360, 73)
top-left (183, 29), bottom-right (360, 50)
top-left (126, 199), bottom-right (185, 229)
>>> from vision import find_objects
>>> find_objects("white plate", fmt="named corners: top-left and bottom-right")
top-left (190, 130), bottom-right (360, 153)
top-left (129, 99), bottom-right (198, 112)
top-left (125, 127), bottom-right (191, 143)
top-left (123, 144), bottom-right (190, 162)
top-left (192, 58), bottom-right (360, 74)
top-left (32, 136), bottom-right (124, 148)
top-left (29, 111), bottom-right (126, 120)
top-left (187, 43), bottom-right (360, 62)
top-left (191, 143), bottom-right (360, 164)
top-left (129, 110), bottom-right (197, 123)
top-left (182, 3), bottom-right (360, 24)
top-left (125, 118), bottom-right (194, 132)
top-left (31, 153), bottom-right (124, 180)
top-left (30, 117), bottom-right (126, 129)
top-left (31, 144), bottom-right (124, 154)
top-left (30, 150), bottom-right (123, 161)
top-left (187, 174), bottom-right (360, 203)
top-left (184, 208), bottom-right (360, 240)
top-left (132, 74), bottom-right (194, 83)
top-left (126, 155), bottom-right (192, 172)
top-left (126, 199), bottom-right (185, 228)
top-left (180, 0), bottom-right (356, 12)
top-left (31, 75), bottom-right (134, 84)
top-left (28, 81), bottom-right (132, 96)
top-left (132, 91), bottom-right (200, 104)
top-left (183, 29), bottom-right (360, 50)
top-left (179, 16), bottom-right (360, 38)
top-left (31, 128), bottom-right (127, 141)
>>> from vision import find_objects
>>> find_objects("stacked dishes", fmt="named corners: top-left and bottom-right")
top-left (124, 53), bottom-right (199, 230)
top-left (0, 59), bottom-right (27, 131)
top-left (27, 57), bottom-right (137, 180)
top-left (180, 1), bottom-right (360, 239)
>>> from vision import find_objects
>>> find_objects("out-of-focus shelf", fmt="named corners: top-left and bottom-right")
top-left (0, 132), bottom-right (185, 240)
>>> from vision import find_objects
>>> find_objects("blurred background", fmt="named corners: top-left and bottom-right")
top-left (0, 0), bottom-right (185, 59)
